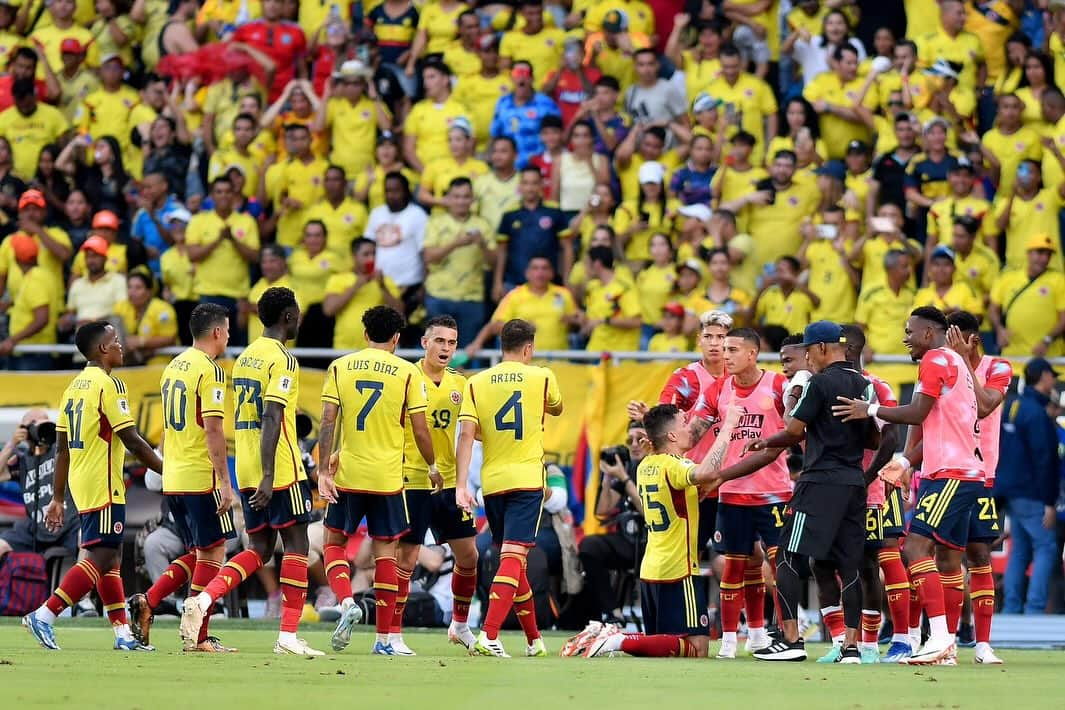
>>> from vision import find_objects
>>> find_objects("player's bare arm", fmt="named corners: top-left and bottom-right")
top-left (44, 431), bottom-right (71, 533)
top-left (252, 400), bottom-right (284, 510)
top-left (746, 414), bottom-right (806, 453)
top-left (833, 391), bottom-right (935, 425)
top-left (864, 422), bottom-right (899, 486)
top-left (317, 401), bottom-right (339, 503)
top-left (879, 425), bottom-right (923, 493)
top-left (204, 415), bottom-right (235, 514)
top-left (454, 420), bottom-right (478, 511)
top-left (946, 326), bottom-right (1005, 418)
top-left (410, 410), bottom-right (442, 494)
top-left (116, 427), bottom-right (164, 474)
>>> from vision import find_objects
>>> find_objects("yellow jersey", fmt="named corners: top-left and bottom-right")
top-left (324, 272), bottom-right (402, 350)
top-left (635, 263), bottom-right (677, 324)
top-left (709, 164), bottom-right (768, 233)
top-left (161, 246), bottom-right (195, 302)
top-left (611, 199), bottom-right (678, 262)
top-left (326, 96), bottom-right (386, 175)
top-left (403, 363), bottom-right (466, 490)
top-left (246, 275), bottom-right (298, 343)
top-left (917, 28), bottom-right (984, 93)
top-left (585, 278), bottom-right (642, 352)
top-left (0, 104), bottom-right (68, 180)
top-left (8, 267), bottom-right (56, 346)
top-left (474, 169), bottom-right (521, 231)
top-left (421, 156), bottom-right (489, 206)
top-left (914, 282), bottom-right (984, 317)
top-left (681, 51), bottom-right (721, 100)
top-left (927, 195), bottom-right (991, 244)
top-left (805, 239), bottom-right (857, 323)
top-left (443, 44), bottom-right (481, 79)
top-left (423, 213), bottom-right (495, 301)
top-left (954, 244), bottom-right (1001, 301)
top-left (855, 285), bottom-right (916, 355)
top-left (856, 237), bottom-right (921, 293)
top-left (274, 157), bottom-right (328, 248)
top-left (232, 337), bottom-right (306, 491)
top-left (418, 1), bottom-right (469, 55)
top-left (802, 72), bottom-right (878, 159)
top-left (490, 283), bottom-right (576, 351)
top-left (75, 86), bottom-right (141, 151)
top-left (981, 126), bottom-right (1042, 197)
top-left (755, 285), bottom-right (815, 334)
top-left (30, 24), bottom-right (99, 79)
top-left (160, 348), bottom-right (227, 494)
top-left (56, 366), bottom-right (135, 512)
top-left (305, 198), bottom-right (367, 272)
top-left (185, 209), bottom-right (260, 298)
top-left (647, 333), bottom-right (690, 353)
top-left (745, 180), bottom-right (820, 266)
top-left (70, 242), bottom-right (128, 278)
top-left (637, 453), bottom-right (699, 582)
top-left (322, 348), bottom-right (429, 494)
top-left (991, 269), bottom-right (1065, 357)
top-left (0, 228), bottom-right (70, 311)
top-left (1042, 113), bottom-right (1065, 187)
top-left (992, 188), bottom-right (1065, 272)
top-left (705, 73), bottom-right (778, 164)
top-left (208, 148), bottom-right (262, 198)
top-left (289, 247), bottom-right (344, 306)
top-left (404, 97), bottom-right (469, 168)
top-left (454, 73), bottom-right (514, 151)
top-left (113, 298), bottom-right (178, 349)
top-left (459, 360), bottom-right (561, 495)
top-left (499, 27), bottom-right (567, 78)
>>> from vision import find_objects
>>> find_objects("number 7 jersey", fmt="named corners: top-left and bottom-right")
top-left (458, 360), bottom-right (562, 495)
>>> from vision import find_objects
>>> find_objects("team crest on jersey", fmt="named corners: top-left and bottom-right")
top-left (113, 522), bottom-right (123, 534)
top-left (713, 530), bottom-right (722, 544)
top-left (450, 390), bottom-right (462, 404)
top-left (700, 613), bottom-right (709, 627)
top-left (538, 216), bottom-right (552, 229)
top-left (1040, 287), bottom-right (1049, 296)
top-left (281, 34), bottom-right (293, 45)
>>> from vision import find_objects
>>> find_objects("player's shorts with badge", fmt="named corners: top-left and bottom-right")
top-left (967, 489), bottom-right (1002, 544)
top-left (909, 477), bottom-right (982, 550)
top-left (168, 491), bottom-right (238, 550)
top-left (324, 491), bottom-right (409, 540)
top-left (881, 486), bottom-right (906, 538)
top-left (713, 501), bottom-right (788, 555)
top-left (641, 576), bottom-right (709, 636)
top-left (484, 489), bottom-right (544, 547)
top-left (401, 488), bottom-right (477, 544)
top-left (864, 506), bottom-right (884, 551)
top-left (242, 479), bottom-right (313, 534)
top-left (80, 503), bottom-right (125, 549)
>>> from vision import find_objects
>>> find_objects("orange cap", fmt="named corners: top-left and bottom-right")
top-left (9, 234), bottom-right (38, 263)
top-left (18, 189), bottom-right (45, 210)
top-left (91, 210), bottom-right (120, 230)
top-left (80, 235), bottom-right (111, 257)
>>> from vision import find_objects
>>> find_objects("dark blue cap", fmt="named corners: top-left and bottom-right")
top-left (802, 320), bottom-right (845, 346)
top-left (815, 159), bottom-right (846, 182)
top-left (1024, 357), bottom-right (1058, 385)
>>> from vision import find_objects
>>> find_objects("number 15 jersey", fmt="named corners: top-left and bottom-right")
top-left (459, 360), bottom-right (562, 495)
top-left (637, 453), bottom-right (699, 582)
top-left (322, 348), bottom-right (428, 494)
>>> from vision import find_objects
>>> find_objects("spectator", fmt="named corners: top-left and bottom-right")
top-left (668, 132), bottom-right (717, 206)
top-left (615, 124), bottom-right (678, 202)
top-left (491, 61), bottom-right (562, 168)
top-left (364, 171), bottom-right (427, 296)
top-left (997, 358), bottom-right (1062, 614)
top-left (751, 255), bottom-right (818, 335)
top-left (528, 114), bottom-right (565, 199)
top-left (29, 0), bottom-right (97, 82)
top-left (916, 0), bottom-right (984, 97)
top-left (850, 203), bottom-right (921, 294)
top-left (543, 38), bottom-right (601, 128)
top-left (0, 235), bottom-right (54, 369)
top-left (493, 167), bottom-right (572, 299)
top-left (289, 220), bottom-right (342, 350)
top-left (989, 234), bottom-right (1065, 358)
top-left (614, 160), bottom-right (676, 264)
top-left (403, 0), bottom-right (466, 76)
top-left (322, 237), bottom-right (403, 350)
top-left (474, 136), bottom-right (521, 233)
top-left (33, 144), bottom-right (70, 221)
top-left (142, 115), bottom-right (193, 202)
top-left (267, 122), bottom-right (328, 248)
top-left (130, 172), bottom-right (179, 275)
top-left (567, 225), bottom-right (635, 303)
top-left (913, 247), bottom-right (983, 317)
top-left (420, 117), bottom-right (488, 210)
top-left (635, 232), bottom-right (677, 346)
top-left (704, 246), bottom-right (753, 325)
top-left (357, 131), bottom-right (417, 212)
top-left (803, 44), bottom-right (876, 160)
top-left (665, 14), bottom-right (723, 102)
top-left (925, 158), bottom-right (990, 256)
top-left (583, 76), bottom-right (630, 156)
top-left (0, 46), bottom-right (53, 112)
top-left (73, 55), bottom-right (141, 177)
top-left (499, 0), bottom-right (566, 75)
top-left (785, 8), bottom-right (866, 85)
top-left (710, 131), bottom-right (766, 234)
top-left (403, 61), bottom-right (465, 173)
top-left (231, 0), bottom-right (307, 102)
top-left (364, 0), bottom-right (420, 100)
top-left (60, 189), bottom-right (92, 250)
top-left (706, 44), bottom-right (778, 165)
top-left (0, 78), bottom-right (68, 181)
top-left (56, 134), bottom-right (131, 220)
top-left (208, 113), bottom-right (263, 198)
top-left (796, 206), bottom-right (859, 323)
top-left (903, 117), bottom-right (957, 245)
top-left (244, 244), bottom-right (295, 342)
top-left (61, 236), bottom-right (127, 330)
top-left (623, 48), bottom-right (687, 141)
top-left (453, 34), bottom-right (514, 155)
top-left (982, 93), bottom-right (1042, 201)
top-left (306, 165), bottom-right (367, 272)
top-left (441, 10), bottom-right (484, 80)
top-left (0, 189), bottom-right (71, 317)
top-left (854, 250), bottom-right (915, 360)
top-left (868, 112), bottom-right (920, 216)
top-left (113, 269), bottom-right (178, 365)
top-left (70, 210), bottom-right (127, 279)
top-left (993, 152), bottom-right (1065, 273)
top-left (0, 136), bottom-right (26, 239)
top-left (578, 245), bottom-right (642, 351)
top-left (647, 303), bottom-right (689, 352)
top-left (158, 207), bottom-right (196, 345)
top-left (318, 59), bottom-right (391, 178)
top-left (948, 215), bottom-right (1000, 308)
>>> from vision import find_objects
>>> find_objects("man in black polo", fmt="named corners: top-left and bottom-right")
top-left (744, 321), bottom-right (875, 663)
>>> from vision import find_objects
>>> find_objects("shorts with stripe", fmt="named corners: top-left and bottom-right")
top-left (864, 506), bottom-right (884, 552)
top-left (712, 502), bottom-right (787, 555)
top-left (323, 491), bottom-right (409, 540)
top-left (241, 479), bottom-right (313, 534)
top-left (881, 486), bottom-right (906, 538)
top-left (640, 577), bottom-right (709, 636)
top-left (909, 477), bottom-right (982, 550)
top-left (80, 503), bottom-right (125, 549)
top-left (401, 488), bottom-right (477, 544)
top-left (484, 489), bottom-right (544, 547)
top-left (781, 480), bottom-right (866, 569)
top-left (967, 492), bottom-right (1002, 544)
top-left (167, 491), bottom-right (237, 550)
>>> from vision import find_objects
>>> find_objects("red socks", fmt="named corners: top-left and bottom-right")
top-left (191, 557), bottom-right (222, 643)
top-left (821, 605), bottom-right (846, 640)
top-left (373, 556), bottom-right (399, 635)
top-left (620, 634), bottom-right (696, 657)
top-left (941, 569), bottom-right (965, 635)
top-left (513, 564), bottom-right (541, 643)
top-left (279, 553), bottom-right (308, 634)
top-left (482, 552), bottom-right (523, 640)
top-left (324, 544), bottom-right (352, 601)
top-left (743, 560), bottom-right (766, 629)
top-left (147, 552), bottom-right (196, 609)
top-left (878, 548), bottom-right (910, 635)
top-left (99, 567), bottom-right (128, 626)
top-left (202, 549), bottom-right (264, 603)
top-left (970, 565), bottom-right (995, 644)
top-left (391, 566), bottom-right (413, 634)
top-left (861, 609), bottom-right (881, 644)
top-left (908, 580), bottom-right (923, 630)
top-left (46, 559), bottom-right (101, 616)
top-left (719, 555), bottom-right (746, 633)
top-left (452, 565), bottom-right (477, 623)
top-left (909, 557), bottom-right (945, 619)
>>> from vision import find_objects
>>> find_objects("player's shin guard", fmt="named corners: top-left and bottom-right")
top-left (719, 555), bottom-right (746, 633)
top-left (743, 560), bottom-right (766, 630)
top-left (940, 570), bottom-right (965, 635)
top-left (482, 552), bottom-right (523, 640)
top-left (190, 558), bottom-right (222, 643)
top-left (146, 552), bottom-right (196, 609)
top-left (373, 556), bottom-right (399, 636)
top-left (324, 544), bottom-right (353, 602)
top-left (452, 565), bottom-right (477, 624)
top-left (969, 565), bottom-right (995, 644)
top-left (279, 553), bottom-right (309, 634)
top-left (620, 634), bottom-right (692, 657)
top-left (908, 580), bottom-right (922, 629)
top-left (391, 566), bottom-right (413, 634)
top-left (44, 559), bottom-right (101, 618)
top-left (513, 564), bottom-right (541, 643)
top-left (98, 567), bottom-right (129, 626)
top-left (202, 549), bottom-right (264, 603)
top-left (879, 549), bottom-right (910, 635)
top-left (908, 557), bottom-right (946, 633)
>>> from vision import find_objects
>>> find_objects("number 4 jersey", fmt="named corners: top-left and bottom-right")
top-left (403, 362), bottom-right (466, 490)
top-left (160, 347), bottom-right (227, 494)
top-left (459, 360), bottom-right (562, 495)
top-left (232, 337), bottom-right (307, 491)
top-left (322, 348), bottom-right (428, 494)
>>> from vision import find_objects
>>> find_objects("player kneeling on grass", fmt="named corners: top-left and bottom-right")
top-left (23, 321), bottom-right (163, 652)
top-left (585, 403), bottom-right (740, 658)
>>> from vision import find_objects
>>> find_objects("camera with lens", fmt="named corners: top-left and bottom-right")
top-left (16, 421), bottom-right (57, 455)
top-left (600, 445), bottom-right (631, 470)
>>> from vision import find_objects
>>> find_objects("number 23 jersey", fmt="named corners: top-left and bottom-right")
top-left (637, 453), bottom-right (699, 582)
top-left (403, 363), bottom-right (466, 490)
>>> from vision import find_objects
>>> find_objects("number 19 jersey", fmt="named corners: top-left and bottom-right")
top-left (232, 337), bottom-right (306, 491)
top-left (458, 360), bottom-right (562, 495)
top-left (637, 453), bottom-right (699, 582)
top-left (160, 348), bottom-right (227, 494)
top-left (403, 363), bottom-right (466, 490)
top-left (322, 348), bottom-right (428, 494)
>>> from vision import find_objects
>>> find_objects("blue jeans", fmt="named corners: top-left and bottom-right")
top-left (424, 296), bottom-right (484, 349)
top-left (1002, 497), bottom-right (1057, 614)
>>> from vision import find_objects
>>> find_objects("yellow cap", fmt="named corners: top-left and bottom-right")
top-left (1026, 233), bottom-right (1058, 252)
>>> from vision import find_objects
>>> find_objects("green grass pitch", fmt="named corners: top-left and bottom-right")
top-left (1, 618), bottom-right (1061, 709)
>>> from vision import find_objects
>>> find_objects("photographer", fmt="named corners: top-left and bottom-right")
top-left (577, 420), bottom-right (647, 624)
top-left (0, 410), bottom-right (78, 561)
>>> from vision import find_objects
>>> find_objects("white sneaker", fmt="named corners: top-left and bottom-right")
top-left (448, 621), bottom-right (477, 652)
top-left (274, 637), bottom-right (326, 657)
top-left (745, 628), bottom-right (771, 653)
top-left (388, 635), bottom-right (416, 656)
top-left (526, 637), bottom-right (548, 657)
top-left (585, 632), bottom-right (624, 658)
top-left (974, 643), bottom-right (1004, 665)
top-left (473, 631), bottom-right (510, 658)
top-left (716, 638), bottom-right (737, 659)
top-left (906, 636), bottom-right (956, 665)
top-left (179, 597), bottom-right (206, 651)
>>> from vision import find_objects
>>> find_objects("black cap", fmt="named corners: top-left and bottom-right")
top-left (1025, 357), bottom-right (1059, 385)
top-left (846, 139), bottom-right (870, 155)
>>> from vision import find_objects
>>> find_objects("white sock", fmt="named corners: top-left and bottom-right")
top-left (376, 632), bottom-right (389, 645)
top-left (604, 634), bottom-right (623, 653)
top-left (928, 615), bottom-right (948, 640)
top-left (891, 633), bottom-right (910, 645)
top-left (721, 631), bottom-right (737, 646)
top-left (451, 620), bottom-right (469, 631)
top-left (114, 624), bottom-right (133, 641)
top-left (389, 632), bottom-right (403, 643)
top-left (278, 631), bottom-right (298, 646)
top-left (35, 606), bottom-right (57, 625)
top-left (832, 634), bottom-right (845, 646)
top-left (975, 641), bottom-right (991, 654)
top-left (195, 592), bottom-right (213, 613)
top-left (749, 626), bottom-right (766, 637)
top-left (908, 626), bottom-right (921, 639)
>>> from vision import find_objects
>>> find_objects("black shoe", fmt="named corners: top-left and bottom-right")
top-left (836, 645), bottom-right (861, 664)
top-left (753, 638), bottom-right (807, 662)
top-left (878, 618), bottom-right (894, 645)
top-left (956, 622), bottom-right (976, 648)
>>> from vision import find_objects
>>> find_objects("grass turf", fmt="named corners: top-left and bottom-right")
top-left (0, 618), bottom-right (1060, 709)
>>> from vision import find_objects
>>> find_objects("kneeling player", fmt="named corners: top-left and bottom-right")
top-left (23, 322), bottom-right (162, 651)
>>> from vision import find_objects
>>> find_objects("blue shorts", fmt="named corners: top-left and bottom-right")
top-left (640, 577), bottom-right (709, 636)
top-left (882, 486), bottom-right (906, 539)
top-left (864, 506), bottom-right (884, 552)
top-left (909, 478), bottom-right (982, 550)
top-left (167, 491), bottom-right (237, 551)
top-left (712, 502), bottom-right (787, 555)
top-left (967, 491), bottom-right (1002, 544)
top-left (401, 488), bottom-right (477, 544)
top-left (80, 504), bottom-right (125, 549)
top-left (484, 489), bottom-right (544, 547)
top-left (241, 480), bottom-right (313, 535)
top-left (323, 491), bottom-right (409, 540)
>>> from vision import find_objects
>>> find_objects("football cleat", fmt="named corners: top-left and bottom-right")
top-left (187, 636), bottom-right (238, 653)
top-left (934, 652), bottom-right (958, 666)
top-left (22, 612), bottom-right (59, 650)
top-left (114, 637), bottom-right (154, 652)
top-left (860, 648), bottom-right (881, 664)
top-left (331, 602), bottom-right (364, 652)
top-left (274, 637), bottom-right (326, 657)
top-left (585, 632), bottom-right (624, 658)
top-left (753, 638), bottom-right (807, 662)
top-left (179, 598), bottom-right (206, 651)
top-left (127, 593), bottom-right (154, 647)
top-left (906, 637), bottom-right (955, 665)
top-left (882, 641), bottom-right (912, 664)
top-left (388, 636), bottom-right (417, 656)
top-left (473, 631), bottom-right (511, 658)
top-left (560, 621), bottom-right (602, 657)
top-left (526, 637), bottom-right (548, 657)
top-left (371, 641), bottom-right (397, 656)
top-left (816, 643), bottom-right (842, 664)
top-left (836, 645), bottom-right (861, 664)
top-left (448, 621), bottom-right (477, 652)
top-left (745, 628), bottom-right (772, 653)
top-left (974, 644), bottom-right (1004, 665)
top-left (716, 637), bottom-right (737, 659)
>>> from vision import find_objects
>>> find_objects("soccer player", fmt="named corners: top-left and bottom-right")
top-left (455, 318), bottom-right (562, 658)
top-left (23, 322), bottom-right (162, 651)
top-left (390, 316), bottom-right (479, 655)
top-left (160, 303), bottom-right (239, 653)
top-left (834, 307), bottom-right (986, 665)
top-left (318, 305), bottom-right (437, 656)
top-left (178, 287), bottom-right (324, 656)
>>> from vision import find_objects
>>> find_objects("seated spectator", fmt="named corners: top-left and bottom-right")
top-left (61, 236), bottom-right (127, 332)
top-left (114, 269), bottom-right (178, 365)
top-left (70, 210), bottom-right (127, 279)
top-left (0, 235), bottom-right (55, 369)
top-left (578, 245), bottom-right (641, 351)
top-left (323, 238), bottom-right (403, 350)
